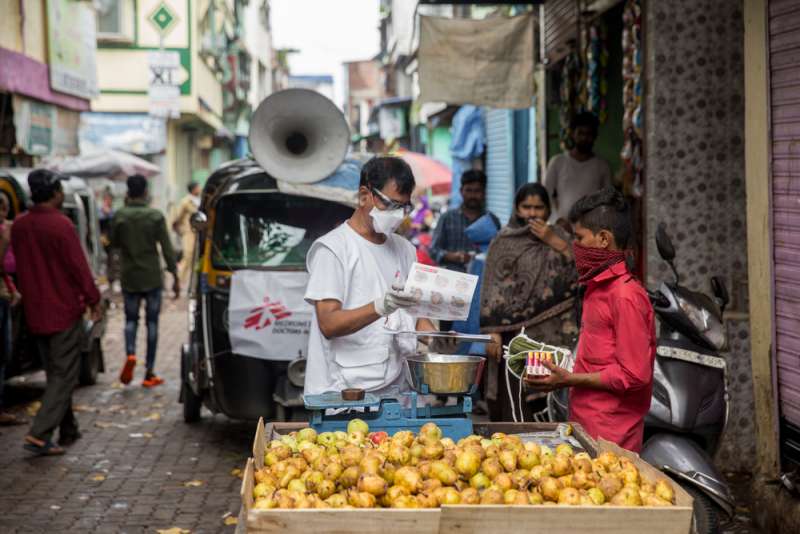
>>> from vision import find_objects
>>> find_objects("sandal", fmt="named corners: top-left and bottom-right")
top-left (23, 436), bottom-right (65, 456)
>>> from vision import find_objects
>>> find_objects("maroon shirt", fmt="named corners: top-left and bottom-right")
top-left (11, 205), bottom-right (100, 335)
top-left (569, 262), bottom-right (656, 452)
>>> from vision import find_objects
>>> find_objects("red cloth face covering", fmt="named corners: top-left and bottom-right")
top-left (573, 242), bottom-right (627, 283)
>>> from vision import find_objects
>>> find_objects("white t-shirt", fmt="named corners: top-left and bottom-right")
top-left (303, 222), bottom-right (417, 395)
top-left (544, 153), bottom-right (612, 222)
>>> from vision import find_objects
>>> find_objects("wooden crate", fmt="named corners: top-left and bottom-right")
top-left (240, 419), bottom-right (693, 534)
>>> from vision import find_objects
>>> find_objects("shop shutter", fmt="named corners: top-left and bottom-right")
top-left (542, 0), bottom-right (579, 66)
top-left (770, 0), bottom-right (800, 456)
top-left (485, 109), bottom-right (515, 224)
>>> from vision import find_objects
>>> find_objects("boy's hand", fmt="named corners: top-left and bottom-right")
top-left (524, 359), bottom-right (572, 392)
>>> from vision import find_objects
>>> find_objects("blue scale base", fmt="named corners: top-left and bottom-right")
top-left (304, 390), bottom-right (474, 441)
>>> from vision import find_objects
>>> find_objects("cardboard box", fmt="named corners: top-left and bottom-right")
top-left (240, 419), bottom-right (693, 534)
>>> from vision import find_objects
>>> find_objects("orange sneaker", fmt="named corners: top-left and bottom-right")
top-left (142, 375), bottom-right (165, 388)
top-left (119, 355), bottom-right (137, 385)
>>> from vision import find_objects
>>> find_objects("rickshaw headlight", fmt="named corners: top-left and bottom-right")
top-left (288, 358), bottom-right (306, 387)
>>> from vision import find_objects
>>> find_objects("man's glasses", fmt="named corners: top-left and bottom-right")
top-left (371, 187), bottom-right (414, 215)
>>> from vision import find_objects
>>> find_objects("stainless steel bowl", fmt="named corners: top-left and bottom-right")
top-left (405, 354), bottom-right (485, 395)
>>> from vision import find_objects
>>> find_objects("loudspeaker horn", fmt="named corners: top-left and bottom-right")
top-left (248, 88), bottom-right (350, 184)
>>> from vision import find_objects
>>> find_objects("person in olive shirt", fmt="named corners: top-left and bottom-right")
top-left (112, 175), bottom-right (179, 387)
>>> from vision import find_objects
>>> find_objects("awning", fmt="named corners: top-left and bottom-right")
top-left (44, 150), bottom-right (161, 181)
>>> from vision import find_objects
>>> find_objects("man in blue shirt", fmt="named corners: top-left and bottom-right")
top-left (429, 170), bottom-right (499, 273)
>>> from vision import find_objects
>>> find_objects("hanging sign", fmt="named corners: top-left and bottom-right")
top-left (228, 270), bottom-right (313, 361)
top-left (148, 50), bottom-right (181, 118)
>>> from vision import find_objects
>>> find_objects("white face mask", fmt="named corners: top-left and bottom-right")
top-left (370, 207), bottom-right (405, 235)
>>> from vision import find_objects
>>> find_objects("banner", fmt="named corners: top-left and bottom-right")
top-left (46, 0), bottom-right (99, 100)
top-left (418, 13), bottom-right (535, 109)
top-left (13, 96), bottom-right (54, 156)
top-left (228, 271), bottom-right (313, 361)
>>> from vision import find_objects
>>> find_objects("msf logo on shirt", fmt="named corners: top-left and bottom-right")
top-left (244, 296), bottom-right (292, 330)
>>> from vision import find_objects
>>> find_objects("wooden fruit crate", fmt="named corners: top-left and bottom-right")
top-left (239, 419), bottom-right (693, 534)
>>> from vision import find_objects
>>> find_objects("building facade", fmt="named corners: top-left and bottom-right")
top-left (0, 0), bottom-right (98, 167)
top-left (89, 0), bottom-right (274, 212)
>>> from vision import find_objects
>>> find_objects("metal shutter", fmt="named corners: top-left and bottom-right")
top-left (542, 0), bottom-right (579, 66)
top-left (485, 109), bottom-right (515, 224)
top-left (770, 0), bottom-right (800, 453)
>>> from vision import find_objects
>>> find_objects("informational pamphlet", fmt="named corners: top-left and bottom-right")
top-left (402, 262), bottom-right (479, 321)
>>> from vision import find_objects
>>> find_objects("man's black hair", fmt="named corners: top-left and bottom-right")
top-left (127, 174), bottom-right (148, 199)
top-left (568, 187), bottom-right (632, 248)
top-left (359, 156), bottom-right (415, 195)
top-left (570, 111), bottom-right (600, 135)
top-left (188, 181), bottom-right (200, 193)
top-left (514, 182), bottom-right (551, 213)
top-left (28, 169), bottom-right (63, 204)
top-left (460, 169), bottom-right (487, 189)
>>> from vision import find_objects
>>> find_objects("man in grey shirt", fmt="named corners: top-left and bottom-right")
top-left (545, 112), bottom-right (612, 223)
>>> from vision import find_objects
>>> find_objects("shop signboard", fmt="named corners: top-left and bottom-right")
top-left (148, 51), bottom-right (182, 119)
top-left (13, 96), bottom-right (55, 156)
top-left (46, 0), bottom-right (99, 100)
top-left (79, 112), bottom-right (167, 155)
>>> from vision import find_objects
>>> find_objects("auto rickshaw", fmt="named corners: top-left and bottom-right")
top-left (180, 89), bottom-right (360, 422)
top-left (0, 170), bottom-right (108, 385)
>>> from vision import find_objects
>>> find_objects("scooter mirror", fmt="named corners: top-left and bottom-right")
top-left (655, 223), bottom-right (676, 262)
top-left (711, 276), bottom-right (729, 311)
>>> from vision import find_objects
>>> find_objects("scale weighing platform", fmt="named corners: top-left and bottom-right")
top-left (304, 386), bottom-right (477, 441)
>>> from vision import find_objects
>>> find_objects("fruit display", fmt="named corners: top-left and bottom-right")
top-left (250, 420), bottom-right (677, 510)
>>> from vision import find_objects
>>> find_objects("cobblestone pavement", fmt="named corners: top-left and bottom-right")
top-left (0, 298), bottom-right (762, 533)
top-left (0, 298), bottom-right (253, 534)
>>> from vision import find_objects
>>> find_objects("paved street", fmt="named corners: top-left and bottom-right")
top-left (0, 298), bottom-right (253, 534)
top-left (0, 297), bottom-right (761, 533)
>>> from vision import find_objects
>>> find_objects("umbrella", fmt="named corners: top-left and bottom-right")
top-left (44, 149), bottom-right (161, 181)
top-left (395, 149), bottom-right (452, 196)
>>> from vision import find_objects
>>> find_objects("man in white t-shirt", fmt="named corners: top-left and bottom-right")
top-left (304, 157), bottom-right (436, 396)
top-left (545, 112), bottom-right (612, 223)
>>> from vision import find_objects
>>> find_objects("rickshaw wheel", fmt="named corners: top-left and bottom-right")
top-left (181, 351), bottom-right (202, 423)
top-left (182, 378), bottom-right (202, 423)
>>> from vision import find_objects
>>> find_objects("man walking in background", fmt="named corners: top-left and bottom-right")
top-left (12, 170), bottom-right (102, 455)
top-left (113, 175), bottom-right (179, 388)
top-left (173, 181), bottom-right (201, 286)
top-left (544, 112), bottom-right (612, 224)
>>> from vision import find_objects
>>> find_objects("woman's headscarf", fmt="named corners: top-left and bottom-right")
top-left (479, 187), bottom-right (578, 334)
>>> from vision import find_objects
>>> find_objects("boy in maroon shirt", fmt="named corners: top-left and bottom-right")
top-left (527, 188), bottom-right (655, 452)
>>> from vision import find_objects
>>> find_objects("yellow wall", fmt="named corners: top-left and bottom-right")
top-left (744, 0), bottom-right (779, 478)
top-left (0, 0), bottom-right (47, 62)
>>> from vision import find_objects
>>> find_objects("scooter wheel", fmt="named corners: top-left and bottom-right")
top-left (679, 482), bottom-right (720, 534)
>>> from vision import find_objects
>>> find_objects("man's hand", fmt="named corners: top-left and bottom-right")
top-left (445, 251), bottom-right (470, 265)
top-left (486, 333), bottom-right (503, 361)
top-left (374, 288), bottom-right (418, 317)
top-left (524, 359), bottom-right (573, 392)
top-left (172, 275), bottom-right (181, 300)
top-left (10, 291), bottom-right (21, 307)
top-left (90, 302), bottom-right (103, 323)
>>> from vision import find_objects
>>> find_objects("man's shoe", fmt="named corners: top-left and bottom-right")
top-left (119, 355), bottom-right (137, 385)
top-left (142, 375), bottom-right (165, 388)
top-left (58, 431), bottom-right (82, 447)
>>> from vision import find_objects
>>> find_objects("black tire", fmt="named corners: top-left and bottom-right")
top-left (679, 482), bottom-right (720, 534)
top-left (79, 339), bottom-right (102, 386)
top-left (180, 352), bottom-right (202, 423)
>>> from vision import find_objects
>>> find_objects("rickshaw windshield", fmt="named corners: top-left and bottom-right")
top-left (212, 192), bottom-right (353, 269)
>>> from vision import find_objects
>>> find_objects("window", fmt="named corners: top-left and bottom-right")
top-left (213, 192), bottom-right (353, 270)
top-left (96, 0), bottom-right (135, 43)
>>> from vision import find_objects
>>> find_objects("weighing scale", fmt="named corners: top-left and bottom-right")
top-left (304, 386), bottom-right (477, 441)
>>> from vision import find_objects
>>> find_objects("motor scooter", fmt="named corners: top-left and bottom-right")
top-left (547, 223), bottom-right (736, 534)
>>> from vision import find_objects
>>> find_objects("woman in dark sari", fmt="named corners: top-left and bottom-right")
top-left (480, 183), bottom-right (579, 422)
